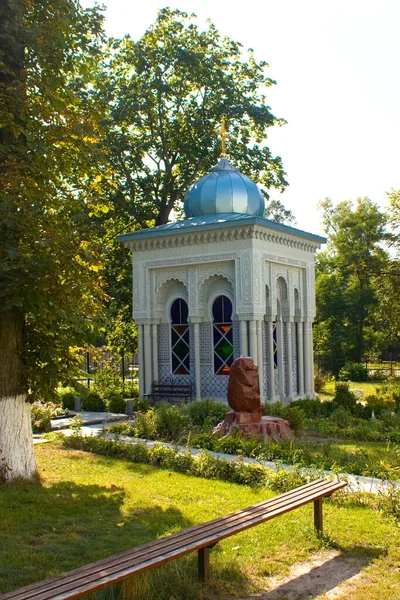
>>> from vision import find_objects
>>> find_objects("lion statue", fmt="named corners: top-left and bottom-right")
top-left (227, 356), bottom-right (262, 413)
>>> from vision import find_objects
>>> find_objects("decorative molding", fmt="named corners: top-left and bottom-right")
top-left (263, 253), bottom-right (308, 268)
top-left (127, 225), bottom-right (321, 254)
top-left (145, 253), bottom-right (237, 269)
top-left (242, 252), bottom-right (252, 304)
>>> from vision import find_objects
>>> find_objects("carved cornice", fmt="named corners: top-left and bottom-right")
top-left (127, 225), bottom-right (320, 254)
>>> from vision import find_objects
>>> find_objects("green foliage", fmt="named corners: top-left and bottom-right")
top-left (30, 404), bottom-right (52, 433)
top-left (132, 397), bottom-right (150, 413)
top-left (338, 362), bottom-right (369, 382)
top-left (264, 402), bottom-right (305, 433)
top-left (183, 399), bottom-right (228, 430)
top-left (0, 0), bottom-right (107, 401)
top-left (31, 402), bottom-right (69, 433)
top-left (314, 369), bottom-right (328, 393)
top-left (92, 364), bottom-right (124, 399)
top-left (82, 392), bottom-right (106, 412)
top-left (62, 435), bottom-right (312, 491)
top-left (365, 394), bottom-right (396, 418)
top-left (315, 198), bottom-right (389, 371)
top-left (59, 390), bottom-right (76, 411)
top-left (107, 394), bottom-right (126, 414)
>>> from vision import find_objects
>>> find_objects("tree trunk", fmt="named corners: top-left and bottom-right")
top-left (0, 308), bottom-right (37, 482)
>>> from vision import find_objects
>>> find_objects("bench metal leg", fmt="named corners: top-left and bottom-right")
top-left (198, 547), bottom-right (210, 581)
top-left (314, 498), bottom-right (323, 536)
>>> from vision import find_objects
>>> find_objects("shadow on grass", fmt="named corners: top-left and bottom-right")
top-left (253, 546), bottom-right (384, 600)
top-left (0, 479), bottom-right (193, 595)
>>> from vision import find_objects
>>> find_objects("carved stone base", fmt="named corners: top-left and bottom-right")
top-left (213, 411), bottom-right (294, 442)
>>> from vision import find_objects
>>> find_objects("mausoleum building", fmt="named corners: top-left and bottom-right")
top-left (119, 158), bottom-right (325, 403)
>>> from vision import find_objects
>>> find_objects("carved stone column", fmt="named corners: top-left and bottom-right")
top-left (152, 323), bottom-right (158, 383)
top-left (276, 320), bottom-right (285, 400)
top-left (256, 320), bottom-right (265, 402)
top-left (249, 320), bottom-right (258, 366)
top-left (304, 320), bottom-right (313, 398)
top-left (297, 321), bottom-right (305, 397)
top-left (138, 324), bottom-right (145, 398)
top-left (193, 321), bottom-right (201, 400)
top-left (143, 323), bottom-right (152, 395)
top-left (239, 319), bottom-right (248, 356)
top-left (267, 320), bottom-right (276, 403)
top-left (286, 320), bottom-right (293, 401)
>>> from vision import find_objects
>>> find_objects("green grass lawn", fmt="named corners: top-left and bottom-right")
top-left (318, 380), bottom-right (385, 400)
top-left (0, 443), bottom-right (399, 600)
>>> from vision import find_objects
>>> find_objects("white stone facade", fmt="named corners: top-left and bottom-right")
top-left (123, 220), bottom-right (323, 403)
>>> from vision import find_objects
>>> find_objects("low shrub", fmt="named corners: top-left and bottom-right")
top-left (59, 391), bottom-right (76, 411)
top-left (314, 369), bottom-right (328, 393)
top-left (31, 403), bottom-right (52, 433)
top-left (92, 365), bottom-right (124, 399)
top-left (123, 380), bottom-right (139, 399)
top-left (154, 402), bottom-right (190, 441)
top-left (107, 421), bottom-right (136, 436)
top-left (82, 392), bottom-right (106, 412)
top-left (264, 402), bottom-right (304, 433)
top-left (133, 410), bottom-right (157, 439)
top-left (365, 394), bottom-right (396, 418)
top-left (183, 399), bottom-right (228, 430)
top-left (291, 398), bottom-right (332, 418)
top-left (31, 402), bottom-right (70, 433)
top-left (338, 362), bottom-right (369, 382)
top-left (62, 435), bottom-right (294, 489)
top-left (108, 394), bottom-right (126, 414)
top-left (133, 397), bottom-right (150, 413)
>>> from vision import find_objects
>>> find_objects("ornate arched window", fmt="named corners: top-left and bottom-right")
top-left (170, 298), bottom-right (190, 375)
top-left (212, 295), bottom-right (233, 375)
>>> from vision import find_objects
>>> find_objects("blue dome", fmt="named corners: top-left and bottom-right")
top-left (184, 158), bottom-right (265, 218)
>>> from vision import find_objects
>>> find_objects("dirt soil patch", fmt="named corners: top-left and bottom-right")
top-left (234, 550), bottom-right (370, 600)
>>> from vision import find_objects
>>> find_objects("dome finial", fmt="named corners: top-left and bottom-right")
top-left (219, 118), bottom-right (230, 158)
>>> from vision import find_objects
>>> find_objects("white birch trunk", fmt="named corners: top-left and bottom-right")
top-left (0, 394), bottom-right (37, 481)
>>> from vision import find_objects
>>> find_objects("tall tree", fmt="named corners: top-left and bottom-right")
top-left (95, 8), bottom-right (288, 228)
top-left (0, 0), bottom-right (105, 481)
top-left (315, 198), bottom-right (388, 370)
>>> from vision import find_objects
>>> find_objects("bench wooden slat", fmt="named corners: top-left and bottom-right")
top-left (3, 480), bottom-right (329, 599)
top-left (1, 479), bottom-right (346, 600)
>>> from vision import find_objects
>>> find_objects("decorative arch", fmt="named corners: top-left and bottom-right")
top-left (170, 298), bottom-right (190, 375)
top-left (212, 295), bottom-right (234, 375)
top-left (198, 274), bottom-right (234, 319)
top-left (155, 278), bottom-right (188, 319)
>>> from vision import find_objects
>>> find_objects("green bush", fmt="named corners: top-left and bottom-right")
top-left (92, 365), bottom-right (123, 399)
top-left (62, 435), bottom-right (292, 489)
top-left (154, 402), bottom-right (190, 441)
top-left (365, 394), bottom-right (396, 418)
top-left (31, 403), bottom-right (52, 433)
top-left (133, 397), bottom-right (150, 413)
top-left (264, 402), bottom-right (304, 433)
top-left (314, 369), bottom-right (328, 393)
top-left (108, 394), bottom-right (126, 414)
top-left (123, 380), bottom-right (139, 398)
top-left (133, 410), bottom-right (157, 439)
top-left (183, 399), bottom-right (228, 429)
top-left (338, 362), bottom-right (369, 382)
top-left (291, 398), bottom-right (332, 418)
top-left (59, 391), bottom-right (76, 411)
top-left (82, 392), bottom-right (106, 412)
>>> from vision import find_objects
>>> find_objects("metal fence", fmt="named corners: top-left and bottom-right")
top-left (315, 352), bottom-right (400, 378)
top-left (75, 349), bottom-right (138, 388)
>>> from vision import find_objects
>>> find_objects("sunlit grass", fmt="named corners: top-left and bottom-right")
top-left (0, 443), bottom-right (399, 600)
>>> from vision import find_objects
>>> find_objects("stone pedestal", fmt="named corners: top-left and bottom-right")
top-left (213, 411), bottom-right (294, 442)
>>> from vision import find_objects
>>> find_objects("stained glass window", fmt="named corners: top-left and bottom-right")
top-left (272, 322), bottom-right (278, 368)
top-left (170, 298), bottom-right (190, 375)
top-left (213, 295), bottom-right (233, 375)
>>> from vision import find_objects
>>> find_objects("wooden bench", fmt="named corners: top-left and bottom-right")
top-left (0, 478), bottom-right (347, 600)
top-left (145, 380), bottom-right (192, 403)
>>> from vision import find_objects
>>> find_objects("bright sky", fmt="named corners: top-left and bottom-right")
top-left (92, 0), bottom-right (400, 236)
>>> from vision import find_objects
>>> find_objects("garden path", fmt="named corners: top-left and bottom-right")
top-left (32, 412), bottom-right (396, 495)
